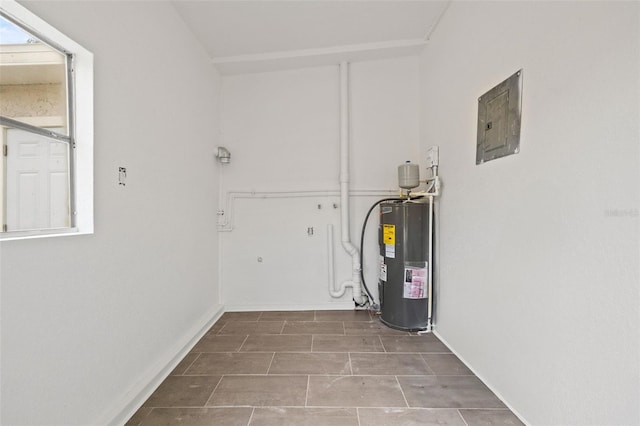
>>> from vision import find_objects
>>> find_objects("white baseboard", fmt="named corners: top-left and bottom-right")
top-left (97, 304), bottom-right (224, 426)
top-left (433, 330), bottom-right (530, 426)
top-left (224, 301), bottom-right (357, 312)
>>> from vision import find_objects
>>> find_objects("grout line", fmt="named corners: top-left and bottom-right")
top-left (247, 407), bottom-right (256, 426)
top-left (202, 373), bottom-right (439, 378)
top-left (347, 352), bottom-right (354, 375)
top-left (178, 373), bottom-right (447, 377)
top-left (378, 336), bottom-right (386, 352)
top-left (304, 375), bottom-right (311, 407)
top-left (356, 407), bottom-right (362, 426)
top-left (180, 352), bottom-right (202, 375)
top-left (208, 321), bottom-right (221, 335)
top-left (237, 335), bottom-right (250, 352)
top-left (239, 351), bottom-right (312, 354)
top-left (203, 375), bottom-right (224, 407)
top-left (215, 323), bottom-right (226, 335)
top-left (280, 321), bottom-right (286, 334)
top-left (132, 406), bottom-right (154, 426)
top-left (145, 404), bottom-right (506, 411)
top-left (310, 335), bottom-right (315, 352)
top-left (266, 352), bottom-right (276, 374)
top-left (457, 409), bottom-right (470, 426)
top-left (342, 321), bottom-right (346, 335)
top-left (230, 349), bottom-right (450, 355)
top-left (218, 322), bottom-right (230, 335)
top-left (418, 353), bottom-right (436, 375)
top-left (455, 408), bottom-right (514, 411)
top-left (395, 376), bottom-right (410, 408)
top-left (256, 311), bottom-right (264, 321)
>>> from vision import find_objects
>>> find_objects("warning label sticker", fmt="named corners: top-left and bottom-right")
top-left (403, 266), bottom-right (428, 299)
top-left (385, 244), bottom-right (395, 258)
top-left (383, 224), bottom-right (395, 245)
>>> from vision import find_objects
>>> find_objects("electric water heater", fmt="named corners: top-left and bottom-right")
top-left (378, 200), bottom-right (431, 331)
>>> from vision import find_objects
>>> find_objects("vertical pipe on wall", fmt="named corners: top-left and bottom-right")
top-left (427, 194), bottom-right (434, 331)
top-left (335, 61), bottom-right (367, 306)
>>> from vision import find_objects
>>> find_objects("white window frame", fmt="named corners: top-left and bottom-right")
top-left (0, 0), bottom-right (93, 241)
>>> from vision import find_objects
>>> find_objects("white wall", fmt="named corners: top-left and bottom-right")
top-left (219, 57), bottom-right (420, 310)
top-left (420, 1), bottom-right (639, 424)
top-left (0, 2), bottom-right (222, 425)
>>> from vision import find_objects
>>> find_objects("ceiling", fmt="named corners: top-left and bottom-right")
top-left (171, 1), bottom-right (450, 74)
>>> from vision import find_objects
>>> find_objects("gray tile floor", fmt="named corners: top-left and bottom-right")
top-left (127, 310), bottom-right (524, 425)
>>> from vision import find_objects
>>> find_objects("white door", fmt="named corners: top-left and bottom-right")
top-left (5, 128), bottom-right (70, 231)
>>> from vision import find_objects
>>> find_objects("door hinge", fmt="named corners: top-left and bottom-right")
top-left (2, 224), bottom-right (7, 232)
top-left (3, 145), bottom-right (7, 157)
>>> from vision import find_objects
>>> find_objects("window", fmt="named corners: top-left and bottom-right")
top-left (0, 1), bottom-right (93, 241)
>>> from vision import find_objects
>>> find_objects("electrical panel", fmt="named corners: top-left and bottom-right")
top-left (476, 70), bottom-right (523, 164)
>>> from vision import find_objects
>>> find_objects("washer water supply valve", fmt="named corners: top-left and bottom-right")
top-left (215, 146), bottom-right (231, 164)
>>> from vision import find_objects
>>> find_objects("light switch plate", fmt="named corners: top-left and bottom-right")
top-left (477, 69), bottom-right (523, 164)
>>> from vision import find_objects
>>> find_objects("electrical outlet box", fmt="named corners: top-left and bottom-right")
top-left (476, 69), bottom-right (523, 164)
top-left (118, 167), bottom-right (127, 186)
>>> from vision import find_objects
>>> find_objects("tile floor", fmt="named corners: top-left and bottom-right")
top-left (126, 310), bottom-right (524, 425)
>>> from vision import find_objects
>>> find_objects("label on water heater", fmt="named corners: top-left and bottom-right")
top-left (385, 244), bottom-right (395, 258)
top-left (380, 262), bottom-right (387, 281)
top-left (403, 266), bottom-right (428, 299)
top-left (383, 224), bottom-right (395, 245)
